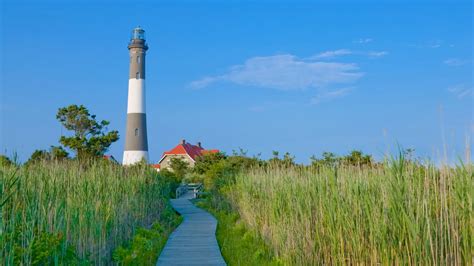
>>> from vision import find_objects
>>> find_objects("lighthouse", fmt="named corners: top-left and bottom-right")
top-left (123, 27), bottom-right (149, 165)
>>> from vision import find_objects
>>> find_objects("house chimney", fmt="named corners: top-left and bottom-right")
top-left (181, 139), bottom-right (186, 145)
top-left (197, 142), bottom-right (202, 148)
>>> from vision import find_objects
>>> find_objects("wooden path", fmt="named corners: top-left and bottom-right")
top-left (156, 193), bottom-right (226, 266)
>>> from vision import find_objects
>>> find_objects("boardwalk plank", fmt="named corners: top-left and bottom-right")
top-left (157, 194), bottom-right (226, 266)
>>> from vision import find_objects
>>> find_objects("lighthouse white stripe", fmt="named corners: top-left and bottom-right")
top-left (127, 79), bottom-right (146, 113)
top-left (123, 150), bottom-right (149, 165)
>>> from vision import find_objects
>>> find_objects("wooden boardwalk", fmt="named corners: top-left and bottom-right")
top-left (156, 193), bottom-right (226, 266)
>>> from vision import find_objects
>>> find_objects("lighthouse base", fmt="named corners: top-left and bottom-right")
top-left (123, 150), bottom-right (149, 165)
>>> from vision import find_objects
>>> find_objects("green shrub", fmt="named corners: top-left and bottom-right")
top-left (112, 205), bottom-right (182, 265)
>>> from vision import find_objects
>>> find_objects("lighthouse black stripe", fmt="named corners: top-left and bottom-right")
top-left (129, 49), bottom-right (146, 79)
top-left (124, 113), bottom-right (148, 151)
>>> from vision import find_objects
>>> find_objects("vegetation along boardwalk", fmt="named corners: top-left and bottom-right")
top-left (157, 193), bottom-right (226, 266)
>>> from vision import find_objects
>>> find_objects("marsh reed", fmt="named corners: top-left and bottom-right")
top-left (1, 160), bottom-right (171, 264)
top-left (229, 158), bottom-right (472, 265)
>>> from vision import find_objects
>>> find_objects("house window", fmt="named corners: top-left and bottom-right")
top-left (136, 72), bottom-right (140, 79)
top-left (135, 128), bottom-right (139, 136)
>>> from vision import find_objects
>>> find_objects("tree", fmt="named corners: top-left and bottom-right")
top-left (311, 151), bottom-right (339, 168)
top-left (269, 151), bottom-right (295, 167)
top-left (193, 152), bottom-right (226, 175)
top-left (169, 157), bottom-right (189, 180)
top-left (27, 150), bottom-right (49, 163)
top-left (226, 154), bottom-right (262, 172)
top-left (26, 146), bottom-right (69, 165)
top-left (321, 152), bottom-right (338, 165)
top-left (342, 150), bottom-right (372, 166)
top-left (56, 105), bottom-right (119, 160)
top-left (50, 146), bottom-right (69, 159)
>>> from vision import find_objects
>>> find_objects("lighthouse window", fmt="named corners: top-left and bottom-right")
top-left (136, 72), bottom-right (140, 79)
top-left (137, 56), bottom-right (140, 63)
top-left (135, 128), bottom-right (139, 136)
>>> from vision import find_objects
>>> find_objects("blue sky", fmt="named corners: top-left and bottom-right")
top-left (1, 0), bottom-right (472, 164)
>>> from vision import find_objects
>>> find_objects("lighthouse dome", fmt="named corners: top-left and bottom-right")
top-left (131, 26), bottom-right (146, 40)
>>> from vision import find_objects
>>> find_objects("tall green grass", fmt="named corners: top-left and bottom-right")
top-left (227, 159), bottom-right (472, 264)
top-left (0, 160), bottom-right (175, 265)
top-left (195, 198), bottom-right (280, 266)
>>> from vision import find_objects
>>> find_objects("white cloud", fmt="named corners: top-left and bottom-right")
top-left (448, 84), bottom-right (472, 99)
top-left (409, 40), bottom-right (443, 49)
top-left (188, 76), bottom-right (220, 89)
top-left (311, 87), bottom-right (353, 105)
top-left (309, 49), bottom-right (388, 60)
top-left (312, 49), bottom-right (352, 59)
top-left (367, 51), bottom-right (388, 57)
top-left (189, 54), bottom-right (364, 90)
top-left (354, 38), bottom-right (373, 44)
top-left (444, 58), bottom-right (468, 67)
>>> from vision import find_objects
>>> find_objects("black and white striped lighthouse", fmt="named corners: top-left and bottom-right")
top-left (123, 27), bottom-right (149, 165)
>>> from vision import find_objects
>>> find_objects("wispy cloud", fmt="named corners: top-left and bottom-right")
top-left (311, 87), bottom-right (354, 105)
top-left (444, 58), bottom-right (468, 67)
top-left (189, 54), bottom-right (364, 90)
top-left (367, 51), bottom-right (388, 57)
top-left (312, 49), bottom-right (352, 59)
top-left (429, 41), bottom-right (442, 48)
top-left (308, 49), bottom-right (388, 60)
top-left (187, 76), bottom-right (220, 89)
top-left (408, 40), bottom-right (444, 49)
top-left (448, 84), bottom-right (472, 99)
top-left (354, 38), bottom-right (373, 44)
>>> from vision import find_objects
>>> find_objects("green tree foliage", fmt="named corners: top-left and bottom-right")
top-left (27, 150), bottom-right (49, 164)
top-left (193, 152), bottom-right (226, 175)
top-left (342, 150), bottom-right (372, 166)
top-left (226, 155), bottom-right (262, 172)
top-left (311, 150), bottom-right (372, 168)
top-left (0, 155), bottom-right (13, 166)
top-left (26, 146), bottom-right (69, 165)
top-left (192, 152), bottom-right (263, 190)
top-left (51, 146), bottom-right (69, 159)
top-left (268, 151), bottom-right (295, 167)
top-left (311, 151), bottom-right (339, 168)
top-left (158, 168), bottom-right (181, 198)
top-left (192, 149), bottom-right (375, 191)
top-left (56, 105), bottom-right (119, 160)
top-left (169, 157), bottom-right (190, 180)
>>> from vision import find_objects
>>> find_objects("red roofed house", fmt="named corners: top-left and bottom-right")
top-left (152, 140), bottom-right (219, 172)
